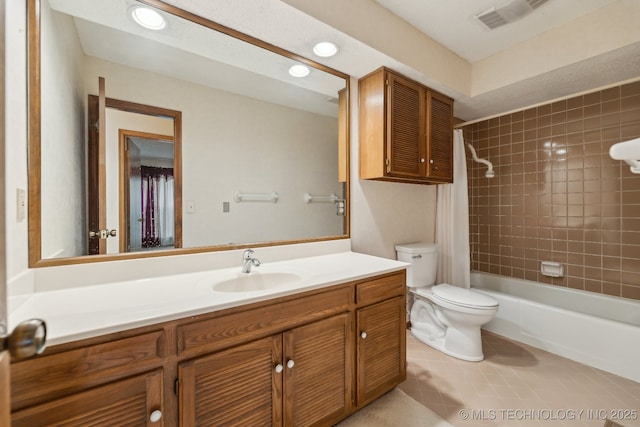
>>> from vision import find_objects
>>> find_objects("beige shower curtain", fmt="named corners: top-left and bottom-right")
top-left (435, 129), bottom-right (471, 288)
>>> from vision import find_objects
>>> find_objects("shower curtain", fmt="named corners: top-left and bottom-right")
top-left (435, 129), bottom-right (471, 288)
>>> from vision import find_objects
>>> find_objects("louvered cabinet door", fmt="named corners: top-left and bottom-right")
top-left (283, 313), bottom-right (351, 427)
top-left (356, 296), bottom-right (406, 406)
top-left (179, 336), bottom-right (283, 427)
top-left (12, 370), bottom-right (164, 427)
top-left (426, 90), bottom-right (454, 182)
top-left (386, 73), bottom-right (426, 179)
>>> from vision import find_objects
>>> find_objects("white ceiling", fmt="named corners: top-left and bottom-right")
top-left (49, 0), bottom-right (640, 122)
top-left (48, 0), bottom-right (346, 118)
top-left (374, 0), bottom-right (619, 62)
top-left (271, 0), bottom-right (640, 120)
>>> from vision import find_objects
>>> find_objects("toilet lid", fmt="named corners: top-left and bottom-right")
top-left (431, 284), bottom-right (498, 308)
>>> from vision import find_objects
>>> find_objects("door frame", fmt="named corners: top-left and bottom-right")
top-left (87, 96), bottom-right (183, 253)
top-left (119, 130), bottom-right (176, 253)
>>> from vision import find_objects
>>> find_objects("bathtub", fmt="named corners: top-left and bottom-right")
top-left (471, 271), bottom-right (640, 383)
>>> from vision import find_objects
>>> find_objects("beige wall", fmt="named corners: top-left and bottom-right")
top-left (463, 81), bottom-right (640, 301)
top-left (40, 5), bottom-right (86, 259)
top-left (471, 0), bottom-right (640, 96)
top-left (280, 0), bottom-right (470, 97)
top-left (5, 0), bottom-right (29, 281)
top-left (349, 77), bottom-right (436, 260)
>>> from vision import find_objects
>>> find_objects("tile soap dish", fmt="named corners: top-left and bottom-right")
top-left (541, 261), bottom-right (564, 278)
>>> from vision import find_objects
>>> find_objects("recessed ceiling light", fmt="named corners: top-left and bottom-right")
top-left (131, 6), bottom-right (166, 31)
top-left (288, 64), bottom-right (310, 78)
top-left (313, 42), bottom-right (339, 58)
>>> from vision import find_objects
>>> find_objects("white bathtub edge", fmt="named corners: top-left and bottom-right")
top-left (471, 273), bottom-right (640, 383)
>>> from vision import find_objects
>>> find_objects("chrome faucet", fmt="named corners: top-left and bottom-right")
top-left (241, 249), bottom-right (261, 273)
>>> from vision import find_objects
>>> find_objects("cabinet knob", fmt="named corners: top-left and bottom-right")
top-left (286, 359), bottom-right (295, 369)
top-left (429, 159), bottom-right (434, 164)
top-left (275, 364), bottom-right (284, 373)
top-left (360, 331), bottom-right (367, 339)
top-left (149, 410), bottom-right (162, 423)
top-left (420, 158), bottom-right (425, 163)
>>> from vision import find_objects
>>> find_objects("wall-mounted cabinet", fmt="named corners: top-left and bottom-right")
top-left (359, 67), bottom-right (454, 184)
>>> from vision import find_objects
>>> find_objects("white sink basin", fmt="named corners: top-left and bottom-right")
top-left (212, 272), bottom-right (302, 292)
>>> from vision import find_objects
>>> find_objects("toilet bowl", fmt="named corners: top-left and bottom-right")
top-left (396, 243), bottom-right (499, 361)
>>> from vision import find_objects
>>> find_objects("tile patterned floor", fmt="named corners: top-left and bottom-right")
top-left (398, 331), bottom-right (640, 427)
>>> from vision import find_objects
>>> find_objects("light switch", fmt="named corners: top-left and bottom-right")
top-left (17, 188), bottom-right (26, 222)
top-left (186, 200), bottom-right (195, 214)
top-left (223, 201), bottom-right (230, 213)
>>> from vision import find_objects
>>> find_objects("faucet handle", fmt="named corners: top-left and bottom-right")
top-left (243, 249), bottom-right (255, 259)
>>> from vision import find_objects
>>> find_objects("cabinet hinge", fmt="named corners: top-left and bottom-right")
top-left (385, 79), bottom-right (389, 86)
top-left (174, 377), bottom-right (180, 395)
top-left (385, 158), bottom-right (390, 173)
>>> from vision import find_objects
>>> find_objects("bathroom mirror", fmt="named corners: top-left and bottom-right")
top-left (28, 0), bottom-right (350, 266)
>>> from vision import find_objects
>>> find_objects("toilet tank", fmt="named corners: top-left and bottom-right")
top-left (395, 243), bottom-right (438, 287)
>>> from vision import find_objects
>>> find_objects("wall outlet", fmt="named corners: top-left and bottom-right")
top-left (17, 188), bottom-right (26, 222)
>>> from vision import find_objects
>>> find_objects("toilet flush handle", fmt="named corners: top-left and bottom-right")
top-left (411, 255), bottom-right (422, 259)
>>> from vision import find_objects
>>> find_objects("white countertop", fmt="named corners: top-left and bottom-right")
top-left (9, 252), bottom-right (407, 346)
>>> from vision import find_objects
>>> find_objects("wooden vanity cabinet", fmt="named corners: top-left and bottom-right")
top-left (10, 270), bottom-right (406, 426)
top-left (12, 369), bottom-right (164, 427)
top-left (355, 273), bottom-right (406, 406)
top-left (10, 329), bottom-right (168, 426)
top-left (356, 297), bottom-right (405, 406)
top-left (359, 66), bottom-right (454, 184)
top-left (178, 313), bottom-right (351, 427)
top-left (178, 335), bottom-right (280, 426)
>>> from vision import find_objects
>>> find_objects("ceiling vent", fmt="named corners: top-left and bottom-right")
top-left (474, 0), bottom-right (551, 30)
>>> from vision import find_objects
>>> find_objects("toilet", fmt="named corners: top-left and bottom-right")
top-left (396, 242), bottom-right (498, 361)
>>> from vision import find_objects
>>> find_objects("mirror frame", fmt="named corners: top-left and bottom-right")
top-left (27, 0), bottom-right (350, 267)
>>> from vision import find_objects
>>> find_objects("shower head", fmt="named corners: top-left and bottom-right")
top-left (465, 142), bottom-right (496, 179)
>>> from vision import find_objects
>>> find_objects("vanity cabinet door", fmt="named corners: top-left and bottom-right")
top-left (283, 313), bottom-right (351, 427)
top-left (356, 296), bottom-right (406, 406)
top-left (177, 313), bottom-right (351, 427)
top-left (12, 369), bottom-right (164, 427)
top-left (178, 335), bottom-right (283, 427)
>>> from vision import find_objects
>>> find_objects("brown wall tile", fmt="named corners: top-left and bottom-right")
top-left (464, 81), bottom-right (640, 301)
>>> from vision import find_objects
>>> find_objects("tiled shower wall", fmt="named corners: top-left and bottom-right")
top-left (462, 80), bottom-right (640, 301)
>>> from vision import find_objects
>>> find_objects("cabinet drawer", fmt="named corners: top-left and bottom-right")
top-left (11, 330), bottom-right (165, 411)
top-left (356, 271), bottom-right (405, 305)
top-left (177, 285), bottom-right (352, 358)
top-left (12, 369), bottom-right (164, 427)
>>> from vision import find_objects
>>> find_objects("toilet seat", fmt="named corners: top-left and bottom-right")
top-left (415, 284), bottom-right (498, 310)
